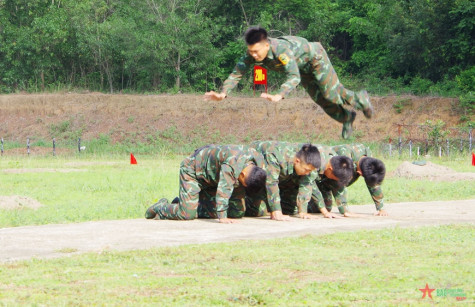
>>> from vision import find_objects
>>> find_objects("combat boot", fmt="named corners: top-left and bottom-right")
top-left (145, 198), bottom-right (168, 219)
top-left (358, 90), bottom-right (374, 119)
top-left (341, 111), bottom-right (356, 139)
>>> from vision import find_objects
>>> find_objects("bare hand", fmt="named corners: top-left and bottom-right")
top-left (204, 91), bottom-right (226, 101)
top-left (218, 218), bottom-right (240, 224)
top-left (374, 210), bottom-right (388, 216)
top-left (260, 93), bottom-right (283, 102)
top-left (297, 212), bottom-right (319, 219)
top-left (270, 211), bottom-right (290, 221)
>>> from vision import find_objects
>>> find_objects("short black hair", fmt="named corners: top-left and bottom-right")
top-left (244, 26), bottom-right (268, 45)
top-left (330, 156), bottom-right (354, 187)
top-left (359, 157), bottom-right (386, 186)
top-left (245, 166), bottom-right (267, 195)
top-left (296, 144), bottom-right (321, 170)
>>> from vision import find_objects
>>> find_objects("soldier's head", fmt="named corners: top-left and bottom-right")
top-left (358, 157), bottom-right (386, 186)
top-left (245, 26), bottom-right (269, 62)
top-left (324, 156), bottom-right (354, 187)
top-left (294, 144), bottom-right (321, 176)
top-left (239, 164), bottom-right (267, 195)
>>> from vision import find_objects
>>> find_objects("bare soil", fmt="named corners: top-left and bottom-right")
top-left (0, 93), bottom-right (466, 147)
top-left (391, 161), bottom-right (475, 181)
top-left (0, 195), bottom-right (43, 210)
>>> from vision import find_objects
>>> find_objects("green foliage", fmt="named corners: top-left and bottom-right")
top-left (423, 120), bottom-right (450, 146)
top-left (393, 98), bottom-right (412, 114)
top-left (0, 0), bottom-right (473, 95)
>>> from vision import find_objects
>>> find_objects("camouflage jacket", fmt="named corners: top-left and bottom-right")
top-left (222, 36), bottom-right (317, 97)
top-left (312, 144), bottom-right (384, 212)
top-left (250, 141), bottom-right (319, 213)
top-left (192, 145), bottom-right (266, 219)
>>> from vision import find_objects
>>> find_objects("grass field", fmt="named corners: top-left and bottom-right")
top-left (0, 154), bottom-right (474, 228)
top-left (0, 225), bottom-right (473, 306)
top-left (0, 155), bottom-right (474, 305)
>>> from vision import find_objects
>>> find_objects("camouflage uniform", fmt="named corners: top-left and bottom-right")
top-left (222, 36), bottom-right (370, 124)
top-left (308, 144), bottom-right (384, 214)
top-left (246, 141), bottom-right (320, 216)
top-left (150, 145), bottom-right (265, 220)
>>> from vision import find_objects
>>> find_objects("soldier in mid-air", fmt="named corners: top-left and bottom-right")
top-left (309, 143), bottom-right (387, 218)
top-left (145, 144), bottom-right (266, 223)
top-left (204, 26), bottom-right (374, 139)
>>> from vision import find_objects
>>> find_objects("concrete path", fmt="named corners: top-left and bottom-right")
top-left (1, 199), bottom-right (474, 262)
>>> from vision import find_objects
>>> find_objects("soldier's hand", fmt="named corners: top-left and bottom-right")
top-left (270, 210), bottom-right (290, 221)
top-left (260, 93), bottom-right (283, 102)
top-left (204, 91), bottom-right (226, 101)
top-left (374, 210), bottom-right (388, 216)
top-left (218, 217), bottom-right (240, 224)
top-left (297, 212), bottom-right (319, 219)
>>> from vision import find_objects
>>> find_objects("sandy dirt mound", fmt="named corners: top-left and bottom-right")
top-left (2, 168), bottom-right (86, 174)
top-left (0, 195), bottom-right (43, 210)
top-left (392, 161), bottom-right (475, 181)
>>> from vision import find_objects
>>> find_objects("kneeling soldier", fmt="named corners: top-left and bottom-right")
top-left (145, 145), bottom-right (266, 224)
top-left (245, 141), bottom-right (321, 220)
top-left (309, 143), bottom-right (386, 217)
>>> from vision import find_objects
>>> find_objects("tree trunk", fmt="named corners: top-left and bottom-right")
top-left (175, 53), bottom-right (181, 90)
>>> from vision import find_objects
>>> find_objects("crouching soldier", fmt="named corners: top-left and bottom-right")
top-left (145, 144), bottom-right (266, 224)
top-left (308, 143), bottom-right (386, 218)
top-left (244, 141), bottom-right (321, 220)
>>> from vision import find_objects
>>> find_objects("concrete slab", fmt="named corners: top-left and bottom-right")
top-left (1, 199), bottom-right (474, 262)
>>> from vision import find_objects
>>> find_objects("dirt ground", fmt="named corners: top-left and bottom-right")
top-left (0, 196), bottom-right (43, 210)
top-left (0, 93), bottom-right (465, 146)
top-left (390, 161), bottom-right (475, 181)
top-left (1, 199), bottom-right (474, 262)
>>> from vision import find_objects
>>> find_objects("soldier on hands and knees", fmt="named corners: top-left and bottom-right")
top-left (145, 145), bottom-right (266, 224)
top-left (245, 141), bottom-right (321, 220)
top-left (308, 144), bottom-right (387, 218)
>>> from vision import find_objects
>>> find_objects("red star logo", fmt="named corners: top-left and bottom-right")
top-left (419, 283), bottom-right (435, 299)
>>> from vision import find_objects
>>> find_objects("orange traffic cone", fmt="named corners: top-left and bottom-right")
top-left (130, 153), bottom-right (137, 165)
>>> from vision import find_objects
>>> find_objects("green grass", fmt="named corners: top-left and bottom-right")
top-left (0, 155), bottom-right (474, 228)
top-left (0, 225), bottom-right (473, 306)
top-left (0, 155), bottom-right (182, 227)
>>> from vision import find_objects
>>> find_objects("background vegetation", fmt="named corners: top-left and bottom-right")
top-left (0, 0), bottom-right (473, 100)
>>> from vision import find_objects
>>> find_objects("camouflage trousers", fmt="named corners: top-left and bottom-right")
top-left (245, 186), bottom-right (301, 216)
top-left (300, 42), bottom-right (370, 124)
top-left (154, 155), bottom-right (245, 220)
top-left (196, 186), bottom-right (246, 219)
top-left (308, 183), bottom-right (348, 214)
